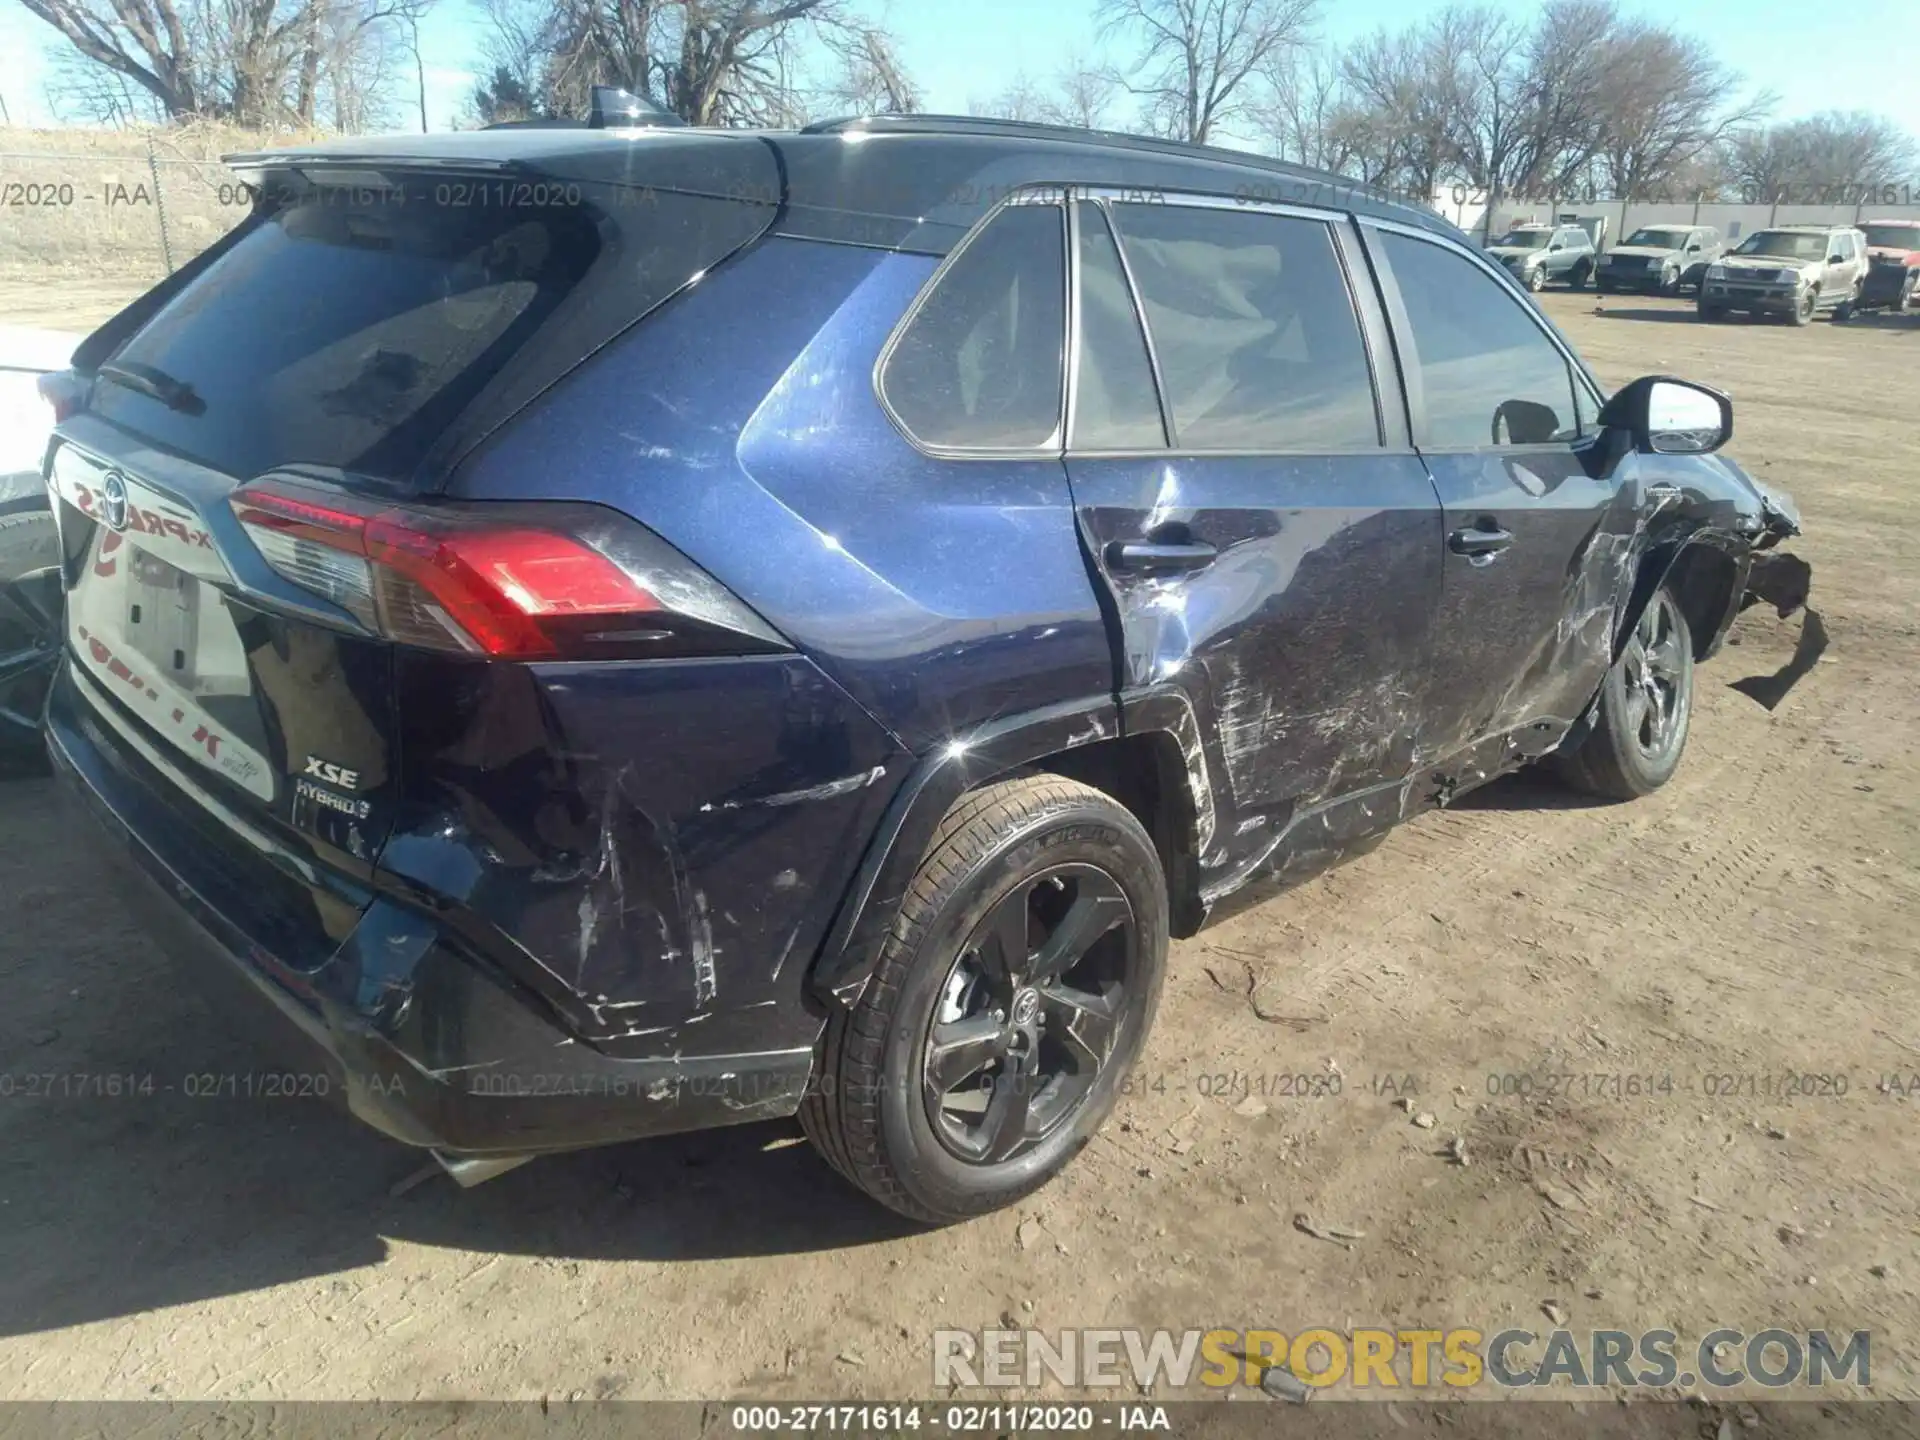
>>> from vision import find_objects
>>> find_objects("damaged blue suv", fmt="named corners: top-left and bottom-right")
top-left (38, 115), bottom-right (1808, 1223)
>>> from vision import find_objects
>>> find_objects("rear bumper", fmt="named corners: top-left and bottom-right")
top-left (1860, 267), bottom-right (1913, 306)
top-left (47, 664), bottom-right (817, 1159)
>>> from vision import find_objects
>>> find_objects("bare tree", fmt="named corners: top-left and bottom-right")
top-left (1256, 47), bottom-right (1342, 169)
top-left (1590, 24), bottom-right (1766, 201)
top-left (969, 71), bottom-right (1049, 122)
top-left (1097, 0), bottom-right (1319, 144)
top-left (393, 0), bottom-right (432, 131)
top-left (20, 0), bottom-right (426, 126)
top-left (973, 66), bottom-right (1120, 130)
top-left (18, 0), bottom-right (204, 118)
top-left (1725, 111), bottom-right (1916, 202)
top-left (1333, 23), bottom-right (1459, 196)
top-left (474, 0), bottom-right (912, 127)
top-left (1044, 65), bottom-right (1120, 129)
top-left (1503, 0), bottom-right (1619, 197)
top-left (820, 24), bottom-right (920, 115)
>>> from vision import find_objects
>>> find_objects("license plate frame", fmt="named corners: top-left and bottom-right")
top-left (123, 545), bottom-right (204, 690)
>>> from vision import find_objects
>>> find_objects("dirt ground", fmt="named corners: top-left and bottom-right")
top-left (0, 284), bottom-right (1915, 1410)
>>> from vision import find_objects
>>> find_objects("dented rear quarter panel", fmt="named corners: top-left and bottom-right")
top-left (440, 233), bottom-right (1109, 1047)
top-left (378, 650), bottom-right (908, 1055)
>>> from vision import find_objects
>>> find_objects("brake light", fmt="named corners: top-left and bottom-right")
top-left (37, 369), bottom-right (85, 423)
top-left (230, 477), bottom-right (784, 660)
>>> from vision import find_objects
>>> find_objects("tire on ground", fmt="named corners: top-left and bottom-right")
top-left (801, 773), bottom-right (1168, 1224)
top-left (1552, 583), bottom-right (1696, 801)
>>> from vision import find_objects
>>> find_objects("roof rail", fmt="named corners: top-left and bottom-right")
top-left (800, 112), bottom-right (1389, 201)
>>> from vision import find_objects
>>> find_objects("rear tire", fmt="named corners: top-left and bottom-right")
top-left (1569, 261), bottom-right (1591, 290)
top-left (0, 499), bottom-right (59, 776)
top-left (1552, 586), bottom-right (1695, 801)
top-left (801, 775), bottom-right (1168, 1224)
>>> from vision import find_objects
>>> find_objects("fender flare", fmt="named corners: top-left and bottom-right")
top-left (1615, 526), bottom-right (1752, 666)
top-left (806, 693), bottom-right (1120, 1007)
top-left (1560, 526), bottom-right (1752, 755)
top-left (805, 691), bottom-right (1217, 1009)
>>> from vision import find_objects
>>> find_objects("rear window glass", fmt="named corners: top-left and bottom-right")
top-left (91, 177), bottom-right (768, 483)
top-left (881, 203), bottom-right (1066, 449)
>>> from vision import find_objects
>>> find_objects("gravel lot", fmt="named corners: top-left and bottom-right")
top-left (0, 288), bottom-right (1915, 1409)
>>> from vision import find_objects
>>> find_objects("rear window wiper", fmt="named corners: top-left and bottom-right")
top-left (97, 360), bottom-right (206, 416)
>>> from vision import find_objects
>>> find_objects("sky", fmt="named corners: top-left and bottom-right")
top-left (1, 0), bottom-right (1917, 146)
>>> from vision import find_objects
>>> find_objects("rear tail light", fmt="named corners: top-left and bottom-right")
top-left (229, 476), bottom-right (786, 660)
top-left (37, 369), bottom-right (85, 423)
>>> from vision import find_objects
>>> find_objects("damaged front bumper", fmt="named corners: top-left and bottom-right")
top-left (1740, 487), bottom-right (1812, 619)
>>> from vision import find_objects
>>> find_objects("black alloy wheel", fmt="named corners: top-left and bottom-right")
top-left (922, 863), bottom-right (1137, 1164)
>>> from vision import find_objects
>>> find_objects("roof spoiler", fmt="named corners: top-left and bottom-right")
top-left (590, 86), bottom-right (685, 129)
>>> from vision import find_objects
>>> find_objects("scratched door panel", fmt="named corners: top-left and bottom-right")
top-left (1068, 199), bottom-right (1444, 885)
top-left (1070, 455), bottom-right (1443, 841)
top-left (1362, 225), bottom-right (1633, 764)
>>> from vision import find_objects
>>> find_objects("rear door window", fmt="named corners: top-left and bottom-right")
top-left (880, 202), bottom-right (1066, 450)
top-left (1106, 203), bottom-right (1379, 451)
top-left (1375, 229), bottom-right (1579, 449)
top-left (1070, 201), bottom-right (1166, 450)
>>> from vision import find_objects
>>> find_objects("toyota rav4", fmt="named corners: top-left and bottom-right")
top-left (37, 116), bottom-right (1808, 1223)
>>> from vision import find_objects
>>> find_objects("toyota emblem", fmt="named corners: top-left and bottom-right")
top-left (100, 470), bottom-right (130, 533)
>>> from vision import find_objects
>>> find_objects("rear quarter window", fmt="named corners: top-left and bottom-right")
top-left (879, 202), bottom-right (1067, 450)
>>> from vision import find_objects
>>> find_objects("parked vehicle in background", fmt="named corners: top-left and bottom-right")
top-left (1485, 223), bottom-right (1595, 291)
top-left (0, 326), bottom-right (77, 771)
top-left (1855, 220), bottom-right (1920, 315)
top-left (1699, 225), bottom-right (1868, 324)
top-left (1596, 225), bottom-right (1722, 295)
top-left (38, 117), bottom-right (1806, 1223)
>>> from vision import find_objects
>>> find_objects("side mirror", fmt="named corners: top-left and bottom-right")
top-left (1549, 242), bottom-right (1564, 252)
top-left (1828, 253), bottom-right (1845, 264)
top-left (1599, 376), bottom-right (1732, 455)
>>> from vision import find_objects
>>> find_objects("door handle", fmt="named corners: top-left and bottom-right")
top-left (1106, 538), bottom-right (1218, 574)
top-left (1447, 525), bottom-right (1514, 558)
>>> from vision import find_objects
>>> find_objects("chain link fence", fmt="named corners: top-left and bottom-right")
top-left (0, 124), bottom-right (317, 329)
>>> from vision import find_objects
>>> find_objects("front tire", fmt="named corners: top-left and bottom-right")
top-left (1553, 586), bottom-right (1695, 801)
top-left (1697, 301), bottom-right (1726, 322)
top-left (801, 775), bottom-right (1168, 1224)
top-left (1792, 289), bottom-right (1817, 325)
top-left (1660, 265), bottom-right (1681, 296)
top-left (1526, 266), bottom-right (1545, 293)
